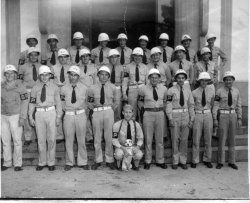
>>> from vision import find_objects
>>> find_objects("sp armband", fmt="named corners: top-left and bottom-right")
top-left (214, 95), bottom-right (220, 101)
top-left (60, 95), bottom-right (65, 101)
top-left (138, 95), bottom-right (144, 101)
top-left (112, 132), bottom-right (118, 138)
top-left (20, 93), bottom-right (28, 100)
top-left (30, 97), bottom-right (36, 104)
top-left (88, 96), bottom-right (94, 103)
top-left (167, 95), bottom-right (173, 101)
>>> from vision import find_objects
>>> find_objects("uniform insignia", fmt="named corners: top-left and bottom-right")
top-left (30, 97), bottom-right (36, 103)
top-left (112, 132), bottom-right (118, 138)
top-left (18, 59), bottom-right (25, 65)
top-left (41, 60), bottom-right (47, 65)
top-left (138, 95), bottom-right (144, 101)
top-left (215, 95), bottom-right (220, 101)
top-left (88, 96), bottom-right (94, 103)
top-left (18, 74), bottom-right (24, 80)
top-left (167, 95), bottom-right (173, 101)
top-left (60, 95), bottom-right (65, 101)
top-left (123, 72), bottom-right (129, 77)
top-left (20, 93), bottom-right (28, 100)
top-left (50, 74), bottom-right (55, 79)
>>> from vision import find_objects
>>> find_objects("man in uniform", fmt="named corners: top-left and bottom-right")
top-left (138, 35), bottom-right (151, 65)
top-left (166, 69), bottom-right (195, 169)
top-left (116, 33), bottom-right (132, 66)
top-left (138, 68), bottom-right (168, 170)
top-left (157, 33), bottom-right (174, 64)
top-left (112, 104), bottom-right (143, 171)
top-left (68, 32), bottom-right (88, 65)
top-left (191, 72), bottom-right (215, 168)
top-left (122, 47), bottom-right (148, 121)
top-left (60, 66), bottom-right (89, 171)
top-left (1, 65), bottom-right (29, 171)
top-left (42, 34), bottom-right (59, 67)
top-left (213, 71), bottom-right (242, 170)
top-left (29, 65), bottom-right (62, 171)
top-left (91, 33), bottom-right (110, 66)
top-left (180, 34), bottom-right (197, 64)
top-left (87, 66), bottom-right (119, 170)
top-left (18, 47), bottom-right (41, 146)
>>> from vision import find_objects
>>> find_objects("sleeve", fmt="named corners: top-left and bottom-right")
top-left (122, 66), bottom-right (129, 96)
top-left (18, 52), bottom-right (26, 66)
top-left (18, 65), bottom-right (24, 80)
top-left (219, 48), bottom-right (227, 66)
top-left (87, 87), bottom-right (95, 109)
top-left (112, 85), bottom-right (119, 110)
top-left (28, 87), bottom-right (37, 118)
top-left (112, 122), bottom-right (122, 148)
top-left (210, 89), bottom-right (215, 117)
top-left (137, 86), bottom-right (145, 109)
top-left (193, 64), bottom-right (199, 82)
top-left (60, 86), bottom-right (66, 111)
top-left (19, 85), bottom-right (29, 119)
top-left (164, 64), bottom-right (172, 87)
top-left (54, 86), bottom-right (63, 118)
top-left (135, 122), bottom-right (144, 147)
top-left (213, 64), bottom-right (219, 84)
top-left (166, 88), bottom-right (173, 120)
top-left (163, 87), bottom-right (168, 109)
top-left (187, 90), bottom-right (195, 122)
top-left (236, 90), bottom-right (242, 120)
top-left (90, 49), bottom-right (97, 63)
top-left (212, 89), bottom-right (221, 119)
top-left (189, 63), bottom-right (194, 85)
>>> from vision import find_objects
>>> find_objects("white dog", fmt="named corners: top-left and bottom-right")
top-left (121, 139), bottom-right (133, 171)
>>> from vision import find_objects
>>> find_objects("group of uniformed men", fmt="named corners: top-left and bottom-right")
top-left (1, 31), bottom-right (242, 172)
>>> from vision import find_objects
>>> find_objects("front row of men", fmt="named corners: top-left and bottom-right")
top-left (1, 63), bottom-right (242, 172)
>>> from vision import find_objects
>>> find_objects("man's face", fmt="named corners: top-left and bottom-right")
top-left (139, 40), bottom-right (147, 49)
top-left (118, 39), bottom-right (127, 47)
top-left (122, 108), bottom-right (133, 121)
top-left (58, 55), bottom-right (68, 65)
top-left (182, 39), bottom-right (191, 49)
top-left (176, 74), bottom-right (186, 86)
top-left (29, 52), bottom-right (39, 63)
top-left (81, 54), bottom-right (90, 64)
top-left (151, 53), bottom-right (161, 63)
top-left (160, 39), bottom-right (168, 47)
top-left (5, 71), bottom-right (16, 82)
top-left (68, 72), bottom-right (79, 84)
top-left (133, 54), bottom-right (142, 64)
top-left (74, 39), bottom-right (83, 47)
top-left (40, 73), bottom-right (51, 83)
top-left (224, 77), bottom-right (234, 88)
top-left (48, 39), bottom-right (58, 49)
top-left (109, 55), bottom-right (119, 65)
top-left (149, 74), bottom-right (160, 86)
top-left (202, 53), bottom-right (211, 61)
top-left (207, 38), bottom-right (215, 47)
top-left (100, 41), bottom-right (108, 47)
top-left (200, 79), bottom-right (208, 88)
top-left (27, 38), bottom-right (37, 47)
top-left (98, 71), bottom-right (110, 83)
top-left (175, 50), bottom-right (184, 60)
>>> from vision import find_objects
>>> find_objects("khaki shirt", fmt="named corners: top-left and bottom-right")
top-left (60, 82), bottom-right (88, 111)
top-left (91, 46), bottom-right (110, 66)
top-left (79, 62), bottom-right (98, 87)
top-left (68, 45), bottom-right (89, 65)
top-left (116, 46), bottom-right (132, 65)
top-left (51, 64), bottom-right (70, 87)
top-left (166, 84), bottom-right (195, 121)
top-left (1, 81), bottom-right (29, 119)
top-left (142, 48), bottom-right (151, 64)
top-left (112, 119), bottom-right (143, 148)
top-left (194, 60), bottom-right (218, 83)
top-left (206, 45), bottom-right (227, 67)
top-left (157, 46), bottom-right (174, 64)
top-left (192, 86), bottom-right (215, 111)
top-left (42, 47), bottom-right (59, 67)
top-left (18, 62), bottom-right (41, 89)
top-left (212, 86), bottom-right (242, 119)
top-left (29, 80), bottom-right (62, 118)
top-left (106, 63), bottom-right (125, 86)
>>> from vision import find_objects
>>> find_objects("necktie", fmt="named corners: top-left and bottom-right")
top-left (127, 121), bottom-right (132, 140)
top-left (205, 63), bottom-right (208, 72)
top-left (99, 48), bottom-right (103, 63)
top-left (60, 66), bottom-right (65, 83)
top-left (163, 48), bottom-right (167, 63)
top-left (100, 84), bottom-right (105, 105)
top-left (111, 65), bottom-right (116, 84)
top-left (209, 47), bottom-right (213, 61)
top-left (120, 48), bottom-right (125, 65)
top-left (228, 88), bottom-right (232, 106)
top-left (179, 87), bottom-right (184, 106)
top-left (153, 86), bottom-right (158, 101)
top-left (135, 64), bottom-right (139, 82)
top-left (75, 49), bottom-right (80, 63)
top-left (71, 85), bottom-right (76, 104)
top-left (142, 50), bottom-right (147, 64)
top-left (202, 89), bottom-right (206, 107)
top-left (32, 64), bottom-right (37, 81)
top-left (179, 61), bottom-right (183, 69)
top-left (185, 49), bottom-right (190, 61)
top-left (40, 84), bottom-right (46, 102)
top-left (154, 64), bottom-right (157, 69)
top-left (84, 65), bottom-right (87, 74)
top-left (50, 51), bottom-right (56, 65)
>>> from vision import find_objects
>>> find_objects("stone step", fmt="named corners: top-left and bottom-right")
top-left (236, 126), bottom-right (248, 135)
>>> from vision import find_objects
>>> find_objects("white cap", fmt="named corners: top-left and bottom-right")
top-left (223, 71), bottom-right (235, 81)
top-left (159, 33), bottom-right (169, 40)
top-left (73, 32), bottom-right (84, 39)
top-left (47, 34), bottom-right (58, 42)
top-left (117, 33), bottom-right (128, 40)
top-left (79, 48), bottom-right (91, 57)
top-left (108, 49), bottom-right (120, 57)
top-left (200, 47), bottom-right (211, 55)
top-left (139, 35), bottom-right (149, 42)
top-left (28, 47), bottom-right (40, 55)
top-left (68, 65), bottom-right (80, 76)
top-left (4, 64), bottom-right (17, 73)
top-left (58, 48), bottom-right (69, 57)
top-left (181, 34), bottom-right (192, 42)
top-left (174, 45), bottom-right (186, 52)
top-left (148, 68), bottom-right (161, 78)
top-left (26, 35), bottom-right (38, 44)
top-left (174, 69), bottom-right (188, 79)
top-left (198, 72), bottom-right (211, 81)
top-left (132, 47), bottom-right (143, 56)
top-left (150, 47), bottom-right (161, 55)
top-left (98, 66), bottom-right (111, 75)
top-left (39, 65), bottom-right (52, 75)
top-left (206, 33), bottom-right (216, 41)
top-left (98, 33), bottom-right (110, 42)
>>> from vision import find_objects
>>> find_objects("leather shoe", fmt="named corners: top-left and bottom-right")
top-left (36, 165), bottom-right (44, 171)
top-left (144, 163), bottom-right (151, 170)
top-left (228, 163), bottom-right (238, 170)
top-left (216, 163), bottom-right (223, 169)
top-left (91, 162), bottom-right (101, 170)
top-left (1, 166), bottom-right (10, 171)
top-left (106, 162), bottom-right (115, 170)
top-left (14, 167), bottom-right (23, 171)
top-left (156, 163), bottom-right (168, 169)
top-left (24, 141), bottom-right (32, 146)
top-left (79, 165), bottom-right (90, 170)
top-left (190, 163), bottom-right (196, 168)
top-left (48, 166), bottom-right (55, 171)
top-left (64, 165), bottom-right (73, 171)
top-left (204, 162), bottom-right (213, 168)
top-left (180, 164), bottom-right (188, 170)
top-left (133, 166), bottom-right (140, 171)
top-left (172, 164), bottom-right (178, 170)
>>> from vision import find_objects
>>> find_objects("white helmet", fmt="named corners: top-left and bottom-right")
top-left (39, 65), bottom-right (52, 75)
top-left (139, 35), bottom-right (149, 42)
top-left (174, 45), bottom-right (186, 52)
top-left (98, 33), bottom-right (110, 42)
top-left (26, 34), bottom-right (38, 44)
top-left (223, 71), bottom-right (235, 81)
top-left (79, 48), bottom-right (91, 57)
top-left (28, 47), bottom-right (40, 55)
top-left (148, 68), bottom-right (161, 78)
top-left (200, 47), bottom-right (211, 55)
top-left (108, 49), bottom-right (120, 57)
top-left (174, 69), bottom-right (188, 79)
top-left (67, 65), bottom-right (80, 76)
top-left (58, 48), bottom-right (69, 57)
top-left (150, 47), bottom-right (161, 56)
top-left (73, 32), bottom-right (84, 39)
top-left (159, 33), bottom-right (169, 40)
top-left (4, 64), bottom-right (17, 73)
top-left (181, 34), bottom-right (192, 42)
top-left (117, 33), bottom-right (128, 40)
top-left (47, 34), bottom-right (58, 42)
top-left (198, 72), bottom-right (211, 81)
top-left (98, 66), bottom-right (111, 75)
top-left (132, 47), bottom-right (143, 56)
top-left (206, 33), bottom-right (216, 41)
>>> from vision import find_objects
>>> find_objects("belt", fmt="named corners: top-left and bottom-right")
top-left (144, 107), bottom-right (164, 112)
top-left (172, 108), bottom-right (188, 113)
top-left (93, 106), bottom-right (112, 112)
top-left (195, 109), bottom-right (211, 114)
top-left (65, 109), bottom-right (85, 116)
top-left (115, 86), bottom-right (121, 90)
top-left (129, 84), bottom-right (143, 89)
top-left (36, 106), bottom-right (55, 112)
top-left (220, 109), bottom-right (235, 114)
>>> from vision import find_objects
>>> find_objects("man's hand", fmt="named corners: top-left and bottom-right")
top-left (213, 119), bottom-right (219, 128)
top-left (188, 121), bottom-right (193, 128)
top-left (56, 117), bottom-right (61, 126)
top-left (169, 119), bottom-right (175, 127)
top-left (29, 117), bottom-right (35, 127)
top-left (19, 118), bottom-right (25, 127)
top-left (237, 119), bottom-right (242, 128)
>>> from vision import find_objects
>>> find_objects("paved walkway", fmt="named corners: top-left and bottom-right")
top-left (1, 162), bottom-right (249, 199)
